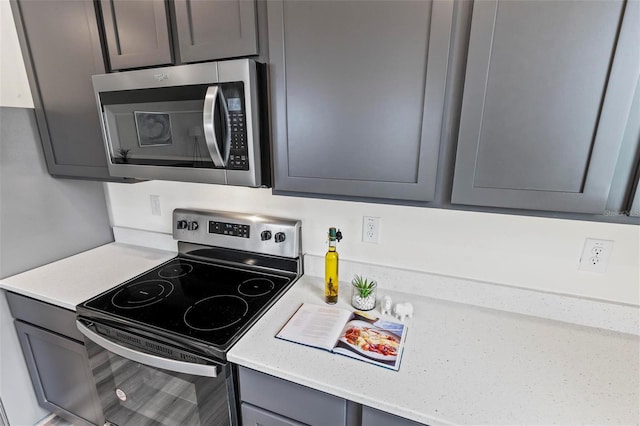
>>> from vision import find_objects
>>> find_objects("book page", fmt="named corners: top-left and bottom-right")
top-left (333, 315), bottom-right (407, 370)
top-left (276, 304), bottom-right (354, 350)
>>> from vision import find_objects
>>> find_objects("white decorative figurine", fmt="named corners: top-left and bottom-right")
top-left (381, 296), bottom-right (393, 315)
top-left (393, 302), bottom-right (414, 322)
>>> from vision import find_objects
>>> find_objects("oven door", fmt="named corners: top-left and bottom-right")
top-left (77, 320), bottom-right (237, 426)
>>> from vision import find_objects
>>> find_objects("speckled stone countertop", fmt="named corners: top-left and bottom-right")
top-left (1, 237), bottom-right (637, 425)
top-left (0, 242), bottom-right (175, 310)
top-left (228, 268), bottom-right (640, 425)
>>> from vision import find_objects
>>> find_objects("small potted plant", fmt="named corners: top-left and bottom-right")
top-left (351, 274), bottom-right (377, 311)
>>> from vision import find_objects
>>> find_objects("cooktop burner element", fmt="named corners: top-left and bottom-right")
top-left (158, 262), bottom-right (194, 278)
top-left (238, 278), bottom-right (275, 297)
top-left (111, 280), bottom-right (174, 309)
top-left (184, 295), bottom-right (249, 331)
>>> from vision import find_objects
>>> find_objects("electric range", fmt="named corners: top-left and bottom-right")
top-left (75, 209), bottom-right (302, 426)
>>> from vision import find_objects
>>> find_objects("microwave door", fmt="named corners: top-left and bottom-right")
top-left (203, 86), bottom-right (231, 168)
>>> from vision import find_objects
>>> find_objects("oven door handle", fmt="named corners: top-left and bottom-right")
top-left (76, 321), bottom-right (219, 378)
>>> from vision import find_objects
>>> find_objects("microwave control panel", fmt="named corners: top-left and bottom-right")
top-left (224, 83), bottom-right (250, 171)
top-left (228, 110), bottom-right (249, 171)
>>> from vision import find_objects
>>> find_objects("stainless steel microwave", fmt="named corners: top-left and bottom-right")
top-left (92, 59), bottom-right (270, 187)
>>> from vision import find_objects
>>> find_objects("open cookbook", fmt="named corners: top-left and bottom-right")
top-left (275, 303), bottom-right (407, 370)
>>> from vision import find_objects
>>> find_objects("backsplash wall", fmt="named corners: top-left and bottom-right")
top-left (105, 180), bottom-right (639, 306)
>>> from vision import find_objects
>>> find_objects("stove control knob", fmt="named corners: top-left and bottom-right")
top-left (274, 232), bottom-right (286, 243)
top-left (177, 220), bottom-right (188, 230)
top-left (188, 221), bottom-right (199, 231)
top-left (261, 230), bottom-right (272, 241)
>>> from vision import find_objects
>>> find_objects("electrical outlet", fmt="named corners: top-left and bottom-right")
top-left (362, 216), bottom-right (380, 243)
top-left (150, 195), bottom-right (161, 216)
top-left (578, 238), bottom-right (613, 273)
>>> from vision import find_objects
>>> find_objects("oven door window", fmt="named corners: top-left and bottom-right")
top-left (85, 339), bottom-right (233, 426)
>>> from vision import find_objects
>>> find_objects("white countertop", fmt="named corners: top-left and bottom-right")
top-left (1, 239), bottom-right (637, 425)
top-left (228, 274), bottom-right (640, 425)
top-left (0, 242), bottom-right (175, 310)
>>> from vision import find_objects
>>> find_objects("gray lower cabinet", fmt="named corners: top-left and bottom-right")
top-left (238, 366), bottom-right (350, 425)
top-left (238, 366), bottom-right (425, 426)
top-left (6, 292), bottom-right (103, 426)
top-left (361, 406), bottom-right (423, 426)
top-left (452, 0), bottom-right (640, 214)
top-left (11, 0), bottom-right (114, 180)
top-left (100, 0), bottom-right (173, 70)
top-left (241, 403), bottom-right (305, 426)
top-left (99, 0), bottom-right (259, 71)
top-left (268, 0), bottom-right (453, 201)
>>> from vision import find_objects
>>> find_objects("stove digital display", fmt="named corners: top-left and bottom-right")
top-left (209, 221), bottom-right (250, 238)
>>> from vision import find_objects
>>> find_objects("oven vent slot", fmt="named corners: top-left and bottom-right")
top-left (180, 353), bottom-right (199, 363)
top-left (145, 341), bottom-right (173, 355)
top-left (115, 331), bottom-right (142, 346)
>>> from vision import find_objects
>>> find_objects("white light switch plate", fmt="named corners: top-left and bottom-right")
top-left (578, 238), bottom-right (614, 273)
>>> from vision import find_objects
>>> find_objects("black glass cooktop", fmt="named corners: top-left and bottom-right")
top-left (82, 256), bottom-right (292, 349)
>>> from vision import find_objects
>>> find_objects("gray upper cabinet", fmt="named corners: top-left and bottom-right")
top-left (452, 0), bottom-right (640, 213)
top-left (173, 0), bottom-right (258, 63)
top-left (100, 0), bottom-right (259, 71)
top-left (268, 0), bottom-right (453, 201)
top-left (630, 184), bottom-right (640, 217)
top-left (11, 0), bottom-right (114, 180)
top-left (100, 0), bottom-right (173, 70)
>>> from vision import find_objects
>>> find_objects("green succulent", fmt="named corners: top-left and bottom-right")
top-left (352, 274), bottom-right (377, 298)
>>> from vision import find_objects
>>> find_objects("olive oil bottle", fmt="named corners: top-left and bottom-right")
top-left (325, 227), bottom-right (342, 304)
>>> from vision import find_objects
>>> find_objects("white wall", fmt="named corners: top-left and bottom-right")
top-left (105, 181), bottom-right (640, 306)
top-left (0, 0), bottom-right (33, 108)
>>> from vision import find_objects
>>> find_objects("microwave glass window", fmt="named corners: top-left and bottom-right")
top-left (135, 112), bottom-right (173, 147)
top-left (100, 82), bottom-right (246, 169)
top-left (227, 98), bottom-right (242, 112)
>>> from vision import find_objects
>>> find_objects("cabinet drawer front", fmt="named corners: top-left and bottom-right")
top-left (6, 291), bottom-right (82, 341)
top-left (241, 403), bottom-right (305, 426)
top-left (239, 367), bottom-right (346, 425)
top-left (362, 406), bottom-right (424, 426)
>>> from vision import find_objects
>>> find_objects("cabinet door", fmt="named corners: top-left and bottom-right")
top-left (173, 0), bottom-right (258, 63)
top-left (15, 320), bottom-right (103, 426)
top-left (268, 0), bottom-right (453, 201)
top-left (100, 0), bottom-right (173, 70)
top-left (11, 0), bottom-right (113, 180)
top-left (362, 406), bottom-right (424, 426)
top-left (452, 0), bottom-right (640, 213)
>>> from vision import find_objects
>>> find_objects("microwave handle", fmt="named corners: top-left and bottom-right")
top-left (76, 320), bottom-right (219, 378)
top-left (203, 86), bottom-right (230, 167)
